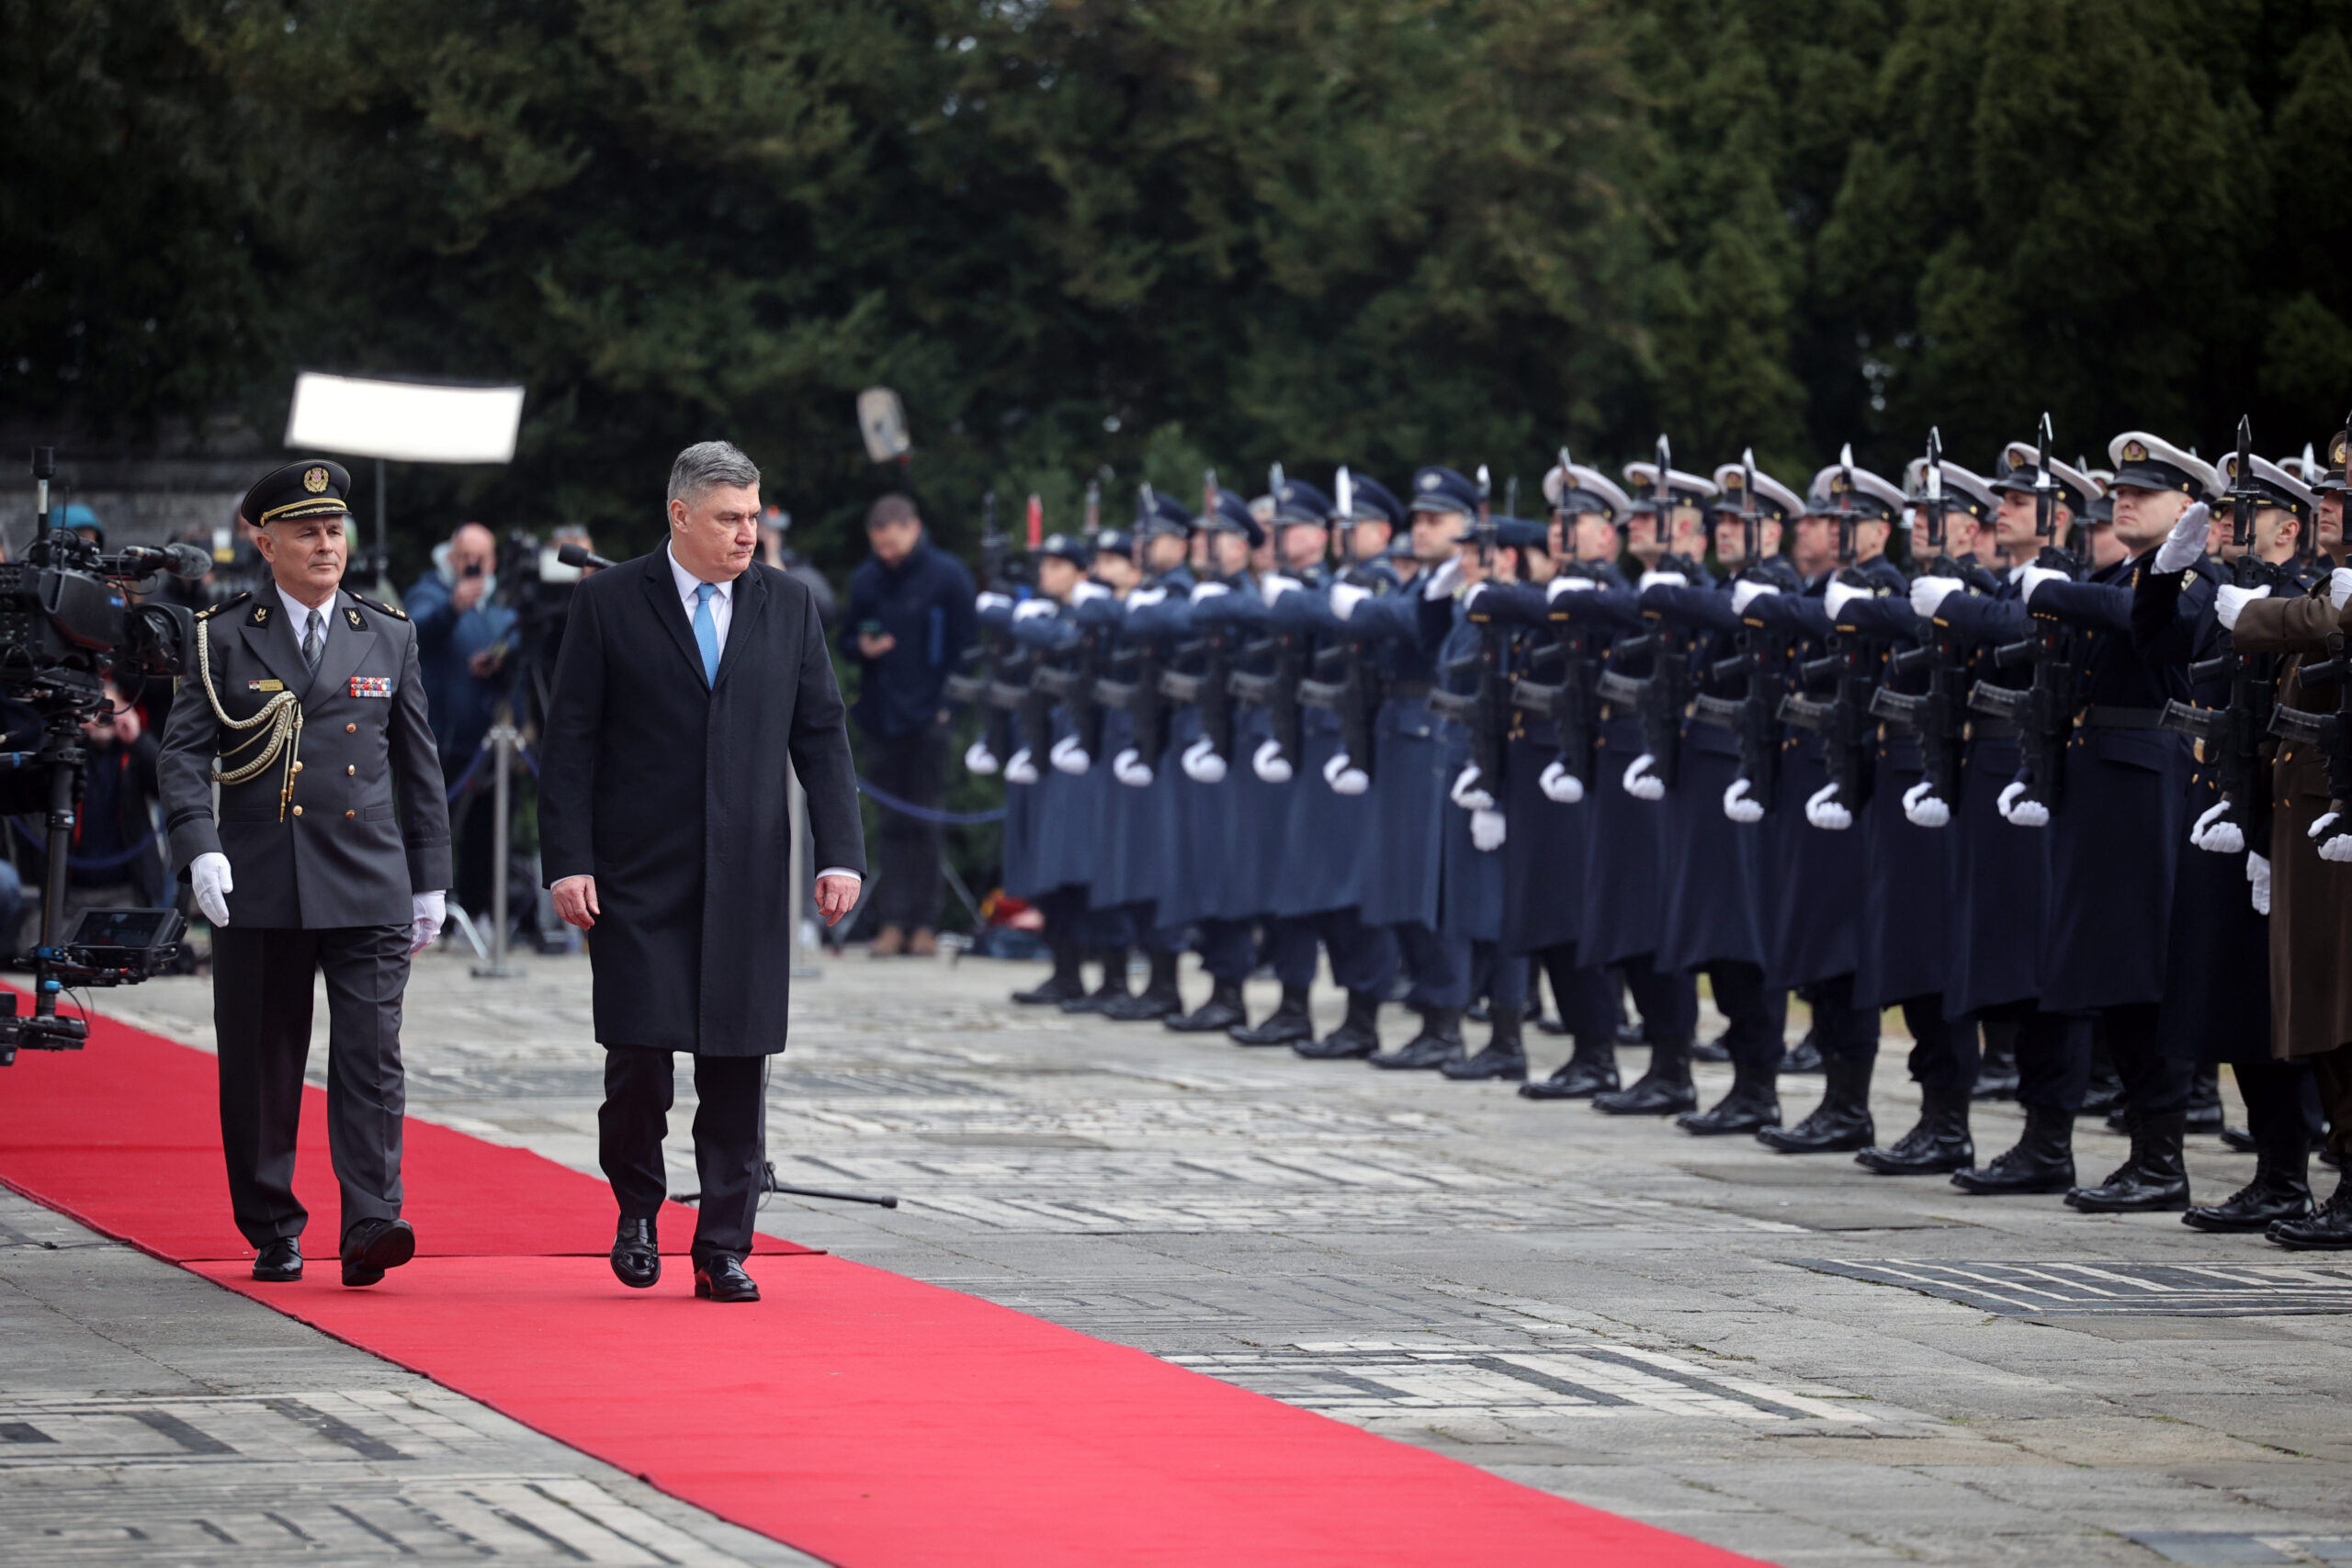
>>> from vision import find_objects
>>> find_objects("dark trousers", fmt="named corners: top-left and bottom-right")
top-left (1981, 1002), bottom-right (2092, 1113)
top-left (2103, 1001), bottom-right (2193, 1117)
top-left (2237, 1057), bottom-right (2323, 1150)
top-left (1317, 908), bottom-right (1397, 997)
top-left (1803, 974), bottom-right (1880, 1062)
top-left (599, 1047), bottom-right (767, 1258)
top-left (1197, 917), bottom-right (1257, 982)
top-left (1536, 945), bottom-right (1616, 1045)
top-left (213, 924), bottom-right (410, 1248)
top-left (1899, 997), bottom-right (1979, 1094)
top-left (1422, 935), bottom-right (1527, 1011)
top-left (1621, 953), bottom-right (1699, 1048)
top-left (1712, 961), bottom-right (1789, 1076)
top-left (1396, 921), bottom-right (1457, 1010)
top-left (2312, 1046), bottom-right (2352, 1164)
top-left (865, 722), bottom-right (949, 932)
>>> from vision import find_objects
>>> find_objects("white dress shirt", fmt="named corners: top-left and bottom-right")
top-left (277, 578), bottom-right (335, 659)
top-left (666, 545), bottom-right (860, 890)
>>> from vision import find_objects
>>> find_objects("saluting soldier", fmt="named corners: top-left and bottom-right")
top-left (158, 460), bottom-right (451, 1289)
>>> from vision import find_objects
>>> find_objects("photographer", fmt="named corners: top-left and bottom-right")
top-left (54, 679), bottom-right (166, 933)
top-left (406, 522), bottom-right (519, 930)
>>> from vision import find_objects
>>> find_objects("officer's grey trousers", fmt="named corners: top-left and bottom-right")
top-left (213, 924), bottom-right (410, 1249)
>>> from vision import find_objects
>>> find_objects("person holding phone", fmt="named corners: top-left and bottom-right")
top-left (406, 522), bottom-right (522, 931)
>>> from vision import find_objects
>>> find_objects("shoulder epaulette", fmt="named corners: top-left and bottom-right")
top-left (351, 592), bottom-right (408, 622)
top-left (195, 592), bottom-right (249, 622)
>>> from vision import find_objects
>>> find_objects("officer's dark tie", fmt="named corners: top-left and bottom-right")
top-left (301, 608), bottom-right (322, 671)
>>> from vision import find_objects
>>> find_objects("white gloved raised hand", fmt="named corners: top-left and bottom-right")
top-left (2189, 798), bottom-right (2244, 854)
top-left (1003, 747), bottom-right (1040, 785)
top-left (1112, 747), bottom-right (1155, 787)
top-left (1181, 736), bottom-right (1227, 784)
top-left (1731, 580), bottom-right (1781, 615)
top-left (1622, 753), bottom-right (1665, 800)
top-left (410, 890), bottom-right (446, 956)
top-left (1909, 575), bottom-right (1963, 619)
top-left (1323, 750), bottom-right (1369, 795)
top-left (1450, 762), bottom-right (1496, 812)
top-left (2154, 501), bottom-right (2211, 574)
top-left (1901, 778), bottom-right (1951, 829)
top-left (191, 852), bottom-right (233, 927)
top-left (2310, 810), bottom-right (2352, 863)
top-left (976, 591), bottom-right (1013, 615)
top-left (1997, 778), bottom-right (2049, 827)
top-left (2018, 564), bottom-right (2068, 605)
top-left (1049, 735), bottom-right (1092, 775)
top-left (1804, 781), bottom-right (1852, 830)
top-left (1251, 738), bottom-right (1294, 784)
top-left (1330, 582), bottom-right (1372, 622)
top-left (1722, 777), bottom-right (1765, 823)
top-left (1823, 578), bottom-right (1871, 622)
top-left (1420, 556), bottom-right (1464, 601)
top-left (2332, 568), bottom-right (2352, 611)
top-left (2215, 581), bottom-right (2270, 631)
top-left (2249, 851), bottom-right (2272, 915)
top-left (1189, 581), bottom-right (1231, 604)
top-left (1470, 807), bottom-right (1507, 852)
top-left (1069, 580), bottom-right (1111, 604)
top-left (1539, 759), bottom-right (1584, 803)
top-left (964, 738), bottom-right (1001, 776)
top-left (1260, 573), bottom-right (1304, 602)
top-left (1636, 569), bottom-right (1687, 592)
top-left (1012, 596), bottom-right (1058, 622)
top-left (1548, 575), bottom-right (1599, 599)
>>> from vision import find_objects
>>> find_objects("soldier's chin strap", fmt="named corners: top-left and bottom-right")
top-left (194, 616), bottom-right (305, 819)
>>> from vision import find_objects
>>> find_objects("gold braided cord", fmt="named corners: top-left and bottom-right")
top-left (195, 616), bottom-right (303, 812)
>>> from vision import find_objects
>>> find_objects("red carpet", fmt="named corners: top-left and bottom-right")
top-left (0, 1003), bottom-right (1762, 1568)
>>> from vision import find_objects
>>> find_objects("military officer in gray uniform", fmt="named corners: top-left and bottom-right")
top-left (158, 459), bottom-right (453, 1289)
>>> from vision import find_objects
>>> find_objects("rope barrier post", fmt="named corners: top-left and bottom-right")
top-left (470, 714), bottom-right (520, 980)
top-left (788, 763), bottom-right (819, 980)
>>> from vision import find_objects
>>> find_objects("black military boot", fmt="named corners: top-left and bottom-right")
top-left (1060, 948), bottom-right (1132, 1013)
top-left (2065, 1111), bottom-right (2191, 1213)
top-left (2184, 1066), bottom-right (2225, 1134)
top-left (2185, 1140), bottom-right (2313, 1232)
top-left (1231, 984), bottom-right (1315, 1046)
top-left (1972, 1025), bottom-right (2019, 1101)
top-left (1691, 1033), bottom-right (1733, 1065)
top-left (1758, 1053), bottom-right (1876, 1153)
top-left (2219, 1124), bottom-right (2258, 1153)
top-left (1592, 1038), bottom-right (1696, 1115)
top-left (1856, 1086), bottom-right (1974, 1175)
top-left (1012, 944), bottom-right (1085, 1006)
top-left (1676, 1065), bottom-right (1780, 1136)
top-left (1951, 1106), bottom-right (2076, 1194)
top-left (1102, 951), bottom-right (1182, 1021)
top-left (1442, 1006), bottom-right (1527, 1080)
top-left (1370, 1008), bottom-right (1464, 1070)
top-left (2268, 1174), bottom-right (2352, 1249)
top-left (1165, 976), bottom-right (1247, 1032)
top-left (1520, 1032), bottom-right (1619, 1099)
top-left (2081, 1047), bottom-right (2124, 1118)
top-left (1297, 990), bottom-right (1381, 1059)
top-left (1781, 1028), bottom-right (1824, 1075)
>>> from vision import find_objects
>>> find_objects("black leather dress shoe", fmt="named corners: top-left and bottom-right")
top-left (1518, 1052), bottom-right (1618, 1100)
top-left (252, 1237), bottom-right (302, 1283)
top-left (1677, 1081), bottom-right (1780, 1136)
top-left (695, 1253), bottom-right (761, 1303)
top-left (611, 1217), bottom-right (661, 1288)
top-left (340, 1218), bottom-right (416, 1288)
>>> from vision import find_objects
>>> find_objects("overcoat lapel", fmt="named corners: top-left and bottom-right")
top-left (237, 599), bottom-right (311, 696)
top-left (639, 552), bottom-right (709, 687)
top-left (713, 566), bottom-right (767, 691)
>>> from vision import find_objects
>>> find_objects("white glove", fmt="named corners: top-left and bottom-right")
top-left (2189, 798), bottom-right (2244, 854)
top-left (1190, 581), bottom-right (1231, 604)
top-left (191, 852), bottom-right (232, 927)
top-left (2019, 565), bottom-right (2067, 605)
top-left (1823, 578), bottom-right (1871, 622)
top-left (1539, 759), bottom-right (1584, 803)
top-left (1723, 777), bottom-right (1765, 823)
top-left (1323, 750), bottom-right (1369, 795)
top-left (976, 591), bottom-right (1013, 614)
top-left (1461, 581), bottom-right (1487, 613)
top-left (1470, 807), bottom-right (1507, 851)
top-left (2216, 582), bottom-right (2270, 631)
top-left (2309, 809), bottom-right (2352, 863)
top-left (1251, 738), bottom-right (1294, 784)
top-left (1003, 747), bottom-right (1039, 785)
top-left (1180, 736), bottom-right (1227, 783)
top-left (1128, 586), bottom-right (1169, 608)
top-left (1421, 557), bottom-right (1463, 601)
top-left (1049, 735), bottom-right (1091, 774)
top-left (410, 890), bottom-right (446, 956)
top-left (1731, 581), bottom-right (1781, 615)
top-left (1012, 596), bottom-right (1058, 622)
top-left (1330, 582), bottom-right (1371, 622)
top-left (2248, 851), bottom-right (2272, 915)
top-left (1548, 576), bottom-right (1598, 598)
top-left (1901, 778), bottom-right (1950, 829)
top-left (2331, 569), bottom-right (2352, 611)
top-left (1261, 573), bottom-right (1304, 602)
top-left (1909, 575), bottom-right (1963, 619)
top-left (1450, 762), bottom-right (1496, 812)
top-left (1112, 747), bottom-right (1155, 787)
top-left (1637, 570), bottom-right (1687, 591)
top-left (964, 739), bottom-right (1001, 776)
top-left (1622, 753), bottom-right (1665, 800)
top-left (2154, 502), bottom-right (2211, 574)
top-left (1069, 581), bottom-right (1111, 604)
top-left (1997, 778), bottom-right (2049, 828)
top-left (1804, 781), bottom-right (1852, 830)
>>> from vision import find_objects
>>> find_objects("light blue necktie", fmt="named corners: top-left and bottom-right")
top-left (692, 582), bottom-right (721, 685)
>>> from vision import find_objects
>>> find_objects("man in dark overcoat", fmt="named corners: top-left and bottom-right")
top-left (539, 440), bottom-right (865, 1304)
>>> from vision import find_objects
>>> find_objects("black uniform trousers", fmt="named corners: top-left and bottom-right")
top-left (213, 924), bottom-right (410, 1249)
top-left (1713, 962), bottom-right (1790, 1077)
top-left (1801, 974), bottom-right (1880, 1062)
top-left (599, 1047), bottom-right (766, 1258)
top-left (865, 721), bottom-right (950, 932)
top-left (1975, 1001), bottom-right (2092, 1112)
top-left (1898, 998), bottom-right (1980, 1095)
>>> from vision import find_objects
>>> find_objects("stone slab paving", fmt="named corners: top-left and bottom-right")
top-left (15, 944), bottom-right (2352, 1566)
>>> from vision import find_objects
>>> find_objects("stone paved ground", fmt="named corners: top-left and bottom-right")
top-left (11, 944), bottom-right (2352, 1567)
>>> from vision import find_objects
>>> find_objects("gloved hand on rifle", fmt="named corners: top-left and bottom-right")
top-left (2154, 502), bottom-right (2211, 574)
top-left (1251, 738), bottom-right (1294, 784)
top-left (1049, 735), bottom-right (1091, 775)
top-left (1722, 778), bottom-right (1765, 824)
top-left (2311, 810), bottom-right (2352, 863)
top-left (2333, 569), bottom-right (2352, 611)
top-left (1823, 578), bottom-right (1872, 623)
top-left (1181, 736), bottom-right (1227, 784)
top-left (1636, 569), bottom-right (1687, 592)
top-left (1731, 581), bottom-right (1781, 615)
top-left (1420, 557), bottom-right (1464, 602)
top-left (1622, 753), bottom-right (1666, 800)
top-left (1330, 582), bottom-right (1372, 622)
top-left (2189, 798), bottom-right (2245, 855)
top-left (1003, 746), bottom-right (1040, 785)
top-left (1450, 762), bottom-right (1496, 813)
top-left (1901, 779), bottom-right (1951, 829)
top-left (1470, 808), bottom-right (1507, 852)
top-left (2248, 851), bottom-right (2272, 916)
top-left (965, 738), bottom-right (1001, 776)
top-left (1803, 781), bottom-right (1852, 830)
top-left (2216, 582), bottom-right (2269, 630)
top-left (1997, 778), bottom-right (2049, 828)
top-left (1323, 750), bottom-right (1369, 796)
top-left (1539, 760), bottom-right (1584, 804)
top-left (1548, 576), bottom-right (1599, 600)
top-left (1012, 596), bottom-right (1058, 622)
top-left (1112, 747), bottom-right (1155, 787)
top-left (2018, 564), bottom-right (2069, 605)
top-left (1909, 575), bottom-right (1963, 619)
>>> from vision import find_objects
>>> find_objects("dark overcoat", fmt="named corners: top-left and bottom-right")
top-left (537, 550), bottom-right (865, 1056)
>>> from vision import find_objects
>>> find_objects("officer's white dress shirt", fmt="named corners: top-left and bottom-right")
top-left (277, 578), bottom-right (336, 660)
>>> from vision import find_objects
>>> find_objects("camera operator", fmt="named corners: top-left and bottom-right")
top-left (405, 521), bottom-right (517, 931)
top-left (48, 678), bottom-right (166, 935)
top-left (158, 460), bottom-right (451, 1290)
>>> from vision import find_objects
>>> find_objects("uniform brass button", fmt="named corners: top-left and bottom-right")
top-left (291, 805), bottom-right (303, 817)
top-left (346, 764), bottom-right (356, 775)
top-left (346, 723), bottom-right (356, 734)
top-left (345, 809), bottom-right (356, 818)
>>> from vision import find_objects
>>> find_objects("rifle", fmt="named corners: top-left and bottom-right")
top-left (1880, 428), bottom-right (1968, 807)
top-left (1694, 446), bottom-right (1785, 810)
top-left (2277, 635), bottom-right (2352, 827)
top-left (2158, 415), bottom-right (2278, 837)
top-left (1427, 466), bottom-right (1510, 793)
top-left (1299, 637), bottom-right (1378, 785)
top-left (1163, 619), bottom-right (1238, 766)
top-left (1981, 412), bottom-right (2080, 811)
top-left (1596, 434), bottom-right (1691, 787)
top-left (1031, 621), bottom-right (1107, 766)
top-left (1095, 636), bottom-right (1170, 773)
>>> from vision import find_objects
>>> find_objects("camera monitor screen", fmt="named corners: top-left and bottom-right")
top-left (67, 909), bottom-right (175, 950)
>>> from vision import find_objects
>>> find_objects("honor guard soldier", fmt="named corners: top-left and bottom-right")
top-left (158, 459), bottom-right (452, 1288)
